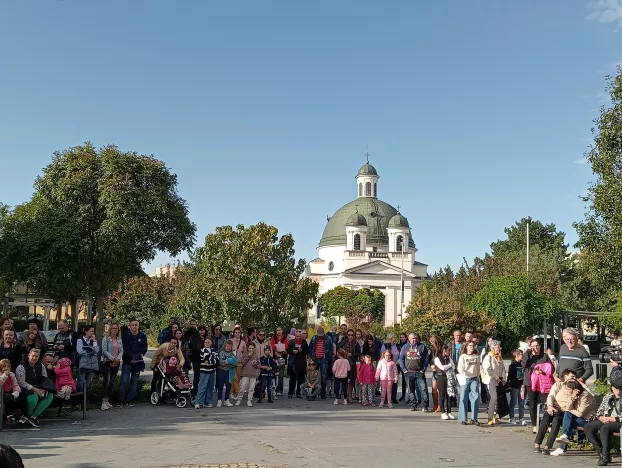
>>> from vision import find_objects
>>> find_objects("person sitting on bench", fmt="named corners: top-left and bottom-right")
top-left (583, 384), bottom-right (622, 466)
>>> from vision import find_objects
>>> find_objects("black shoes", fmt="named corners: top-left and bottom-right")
top-left (28, 417), bottom-right (40, 428)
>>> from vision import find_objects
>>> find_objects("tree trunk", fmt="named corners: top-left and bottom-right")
top-left (70, 299), bottom-right (79, 330)
top-left (95, 295), bottom-right (105, 341)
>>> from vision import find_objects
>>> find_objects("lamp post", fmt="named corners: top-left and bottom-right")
top-left (400, 238), bottom-right (405, 319)
top-left (525, 216), bottom-right (532, 273)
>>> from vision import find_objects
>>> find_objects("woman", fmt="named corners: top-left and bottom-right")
top-left (271, 327), bottom-right (288, 395)
top-left (211, 324), bottom-right (225, 353)
top-left (457, 341), bottom-right (482, 426)
top-left (352, 329), bottom-right (365, 399)
top-left (428, 335), bottom-right (443, 412)
top-left (287, 329), bottom-right (309, 398)
top-left (190, 326), bottom-right (208, 398)
top-left (16, 348), bottom-right (54, 428)
top-left (522, 338), bottom-right (552, 434)
top-left (18, 328), bottom-right (46, 360)
top-left (101, 322), bottom-right (123, 411)
top-left (173, 329), bottom-right (191, 372)
top-left (230, 327), bottom-right (247, 397)
top-left (583, 384), bottom-right (622, 466)
top-left (77, 325), bottom-right (100, 392)
top-left (150, 337), bottom-right (185, 393)
top-left (482, 340), bottom-right (506, 425)
top-left (0, 318), bottom-right (14, 332)
top-left (363, 334), bottom-right (380, 364)
top-left (381, 334), bottom-right (401, 404)
top-left (434, 344), bottom-right (457, 420)
top-left (0, 330), bottom-right (22, 372)
top-left (398, 333), bottom-right (408, 401)
top-left (339, 329), bottom-right (360, 402)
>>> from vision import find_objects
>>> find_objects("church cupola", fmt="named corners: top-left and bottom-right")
top-left (387, 211), bottom-right (410, 252)
top-left (356, 154), bottom-right (379, 199)
top-left (345, 211), bottom-right (368, 251)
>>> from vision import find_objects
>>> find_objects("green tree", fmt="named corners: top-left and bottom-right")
top-left (183, 223), bottom-right (318, 331)
top-left (490, 219), bottom-right (568, 258)
top-left (21, 142), bottom-right (195, 337)
top-left (575, 66), bottom-right (622, 306)
top-left (0, 203), bottom-right (14, 300)
top-left (318, 286), bottom-right (356, 323)
top-left (318, 286), bottom-right (385, 330)
top-left (470, 275), bottom-right (562, 348)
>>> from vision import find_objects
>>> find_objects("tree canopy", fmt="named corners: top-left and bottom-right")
top-left (318, 286), bottom-right (385, 330)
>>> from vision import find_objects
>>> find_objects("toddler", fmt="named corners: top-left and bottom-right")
top-left (54, 357), bottom-right (77, 400)
top-left (0, 359), bottom-right (21, 424)
top-left (375, 350), bottom-right (398, 408)
top-left (166, 357), bottom-right (191, 389)
top-left (332, 349), bottom-right (351, 405)
top-left (358, 355), bottom-right (376, 406)
top-left (301, 361), bottom-right (320, 400)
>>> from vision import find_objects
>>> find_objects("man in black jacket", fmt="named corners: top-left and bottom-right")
top-left (118, 319), bottom-right (148, 407)
top-left (51, 320), bottom-right (77, 363)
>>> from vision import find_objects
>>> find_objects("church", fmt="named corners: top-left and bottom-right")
top-left (306, 160), bottom-right (429, 326)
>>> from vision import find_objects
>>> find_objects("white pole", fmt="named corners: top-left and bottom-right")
top-left (526, 217), bottom-right (530, 273)
top-left (400, 238), bottom-right (404, 318)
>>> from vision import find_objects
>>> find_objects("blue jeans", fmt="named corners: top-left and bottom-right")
top-left (215, 368), bottom-right (231, 401)
top-left (508, 388), bottom-right (524, 420)
top-left (77, 370), bottom-right (95, 392)
top-left (407, 372), bottom-right (429, 408)
top-left (458, 377), bottom-right (480, 422)
top-left (259, 375), bottom-right (273, 401)
top-left (314, 358), bottom-right (328, 397)
top-left (195, 372), bottom-right (215, 406)
top-left (118, 363), bottom-right (141, 403)
top-left (560, 412), bottom-right (586, 450)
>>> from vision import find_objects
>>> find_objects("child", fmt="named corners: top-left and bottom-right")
top-left (195, 337), bottom-right (219, 409)
top-left (54, 357), bottom-right (76, 400)
top-left (165, 357), bottom-right (191, 389)
top-left (258, 345), bottom-right (276, 404)
top-left (358, 355), bottom-right (375, 407)
top-left (375, 349), bottom-right (398, 408)
top-left (216, 340), bottom-right (238, 407)
top-left (237, 342), bottom-right (260, 407)
top-left (301, 361), bottom-right (320, 400)
top-left (0, 359), bottom-right (21, 424)
top-left (332, 349), bottom-right (351, 405)
top-left (507, 349), bottom-right (526, 425)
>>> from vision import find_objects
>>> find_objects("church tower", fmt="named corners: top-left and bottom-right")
top-left (356, 154), bottom-right (379, 199)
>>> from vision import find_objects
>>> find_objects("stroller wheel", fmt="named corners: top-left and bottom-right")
top-left (150, 392), bottom-right (160, 405)
top-left (175, 396), bottom-right (188, 408)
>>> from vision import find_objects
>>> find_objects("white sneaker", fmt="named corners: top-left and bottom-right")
top-left (519, 419), bottom-right (526, 426)
top-left (195, 404), bottom-right (200, 409)
top-left (447, 413), bottom-right (455, 420)
top-left (555, 435), bottom-right (570, 445)
top-left (216, 400), bottom-right (222, 408)
top-left (334, 399), bottom-right (339, 405)
top-left (224, 400), bottom-right (234, 407)
top-left (550, 448), bottom-right (565, 456)
top-left (101, 404), bottom-right (109, 411)
top-left (509, 418), bottom-right (516, 425)
top-left (235, 400), bottom-right (241, 406)
top-left (532, 426), bottom-right (537, 434)
top-left (247, 400), bottom-right (253, 407)
top-left (441, 413), bottom-right (449, 420)
top-left (207, 403), bottom-right (213, 408)
top-left (343, 399), bottom-right (347, 405)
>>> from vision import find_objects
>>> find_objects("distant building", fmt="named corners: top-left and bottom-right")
top-left (306, 160), bottom-right (429, 326)
top-left (152, 264), bottom-right (177, 280)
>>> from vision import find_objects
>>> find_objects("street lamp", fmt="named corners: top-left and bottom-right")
top-left (525, 216), bottom-right (532, 273)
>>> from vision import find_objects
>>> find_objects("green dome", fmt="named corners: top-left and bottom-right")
top-left (320, 198), bottom-right (415, 248)
top-left (357, 163), bottom-right (378, 177)
top-left (388, 213), bottom-right (409, 228)
top-left (345, 213), bottom-right (367, 227)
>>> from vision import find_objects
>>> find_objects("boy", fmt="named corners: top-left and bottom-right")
top-left (258, 345), bottom-right (276, 403)
top-left (301, 361), bottom-right (320, 400)
top-left (507, 349), bottom-right (525, 425)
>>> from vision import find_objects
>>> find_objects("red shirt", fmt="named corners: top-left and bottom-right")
top-left (315, 336), bottom-right (325, 358)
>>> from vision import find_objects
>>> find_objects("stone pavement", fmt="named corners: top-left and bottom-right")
top-left (1, 385), bottom-right (614, 468)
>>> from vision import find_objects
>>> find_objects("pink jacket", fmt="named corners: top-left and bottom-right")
top-left (1, 372), bottom-right (20, 393)
top-left (375, 358), bottom-right (398, 382)
top-left (55, 358), bottom-right (77, 392)
top-left (530, 362), bottom-right (554, 394)
top-left (332, 358), bottom-right (351, 379)
top-left (358, 362), bottom-right (375, 384)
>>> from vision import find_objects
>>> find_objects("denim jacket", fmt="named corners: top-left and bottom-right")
top-left (309, 335), bottom-right (333, 360)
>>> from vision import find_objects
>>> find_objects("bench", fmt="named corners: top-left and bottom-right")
top-left (577, 427), bottom-right (620, 437)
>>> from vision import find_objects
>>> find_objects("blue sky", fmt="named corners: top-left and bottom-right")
top-left (1, 1), bottom-right (621, 274)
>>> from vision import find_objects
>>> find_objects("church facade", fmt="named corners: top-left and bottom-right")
top-left (306, 161), bottom-right (429, 326)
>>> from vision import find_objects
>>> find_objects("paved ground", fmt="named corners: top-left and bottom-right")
top-left (1, 379), bottom-right (614, 468)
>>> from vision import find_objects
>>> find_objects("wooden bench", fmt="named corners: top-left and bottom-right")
top-left (577, 427), bottom-right (620, 437)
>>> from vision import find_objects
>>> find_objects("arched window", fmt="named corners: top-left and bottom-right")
top-left (396, 235), bottom-right (403, 252)
top-left (373, 183), bottom-right (377, 198)
top-left (365, 182), bottom-right (371, 196)
top-left (358, 183), bottom-right (362, 196)
top-left (354, 233), bottom-right (361, 251)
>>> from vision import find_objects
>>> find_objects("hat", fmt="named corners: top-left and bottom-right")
top-left (316, 327), bottom-right (325, 336)
top-left (169, 356), bottom-right (179, 367)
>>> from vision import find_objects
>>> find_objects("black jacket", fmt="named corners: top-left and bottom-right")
top-left (287, 340), bottom-right (309, 374)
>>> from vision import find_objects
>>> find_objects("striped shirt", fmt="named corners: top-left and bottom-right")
top-left (200, 347), bottom-right (219, 374)
top-left (557, 344), bottom-right (593, 380)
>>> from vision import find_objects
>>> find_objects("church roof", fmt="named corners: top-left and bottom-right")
top-left (320, 198), bottom-right (415, 248)
top-left (345, 212), bottom-right (367, 227)
top-left (388, 212), bottom-right (409, 228)
top-left (357, 163), bottom-right (378, 177)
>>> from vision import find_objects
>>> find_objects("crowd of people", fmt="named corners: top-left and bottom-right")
top-left (1, 315), bottom-right (619, 465)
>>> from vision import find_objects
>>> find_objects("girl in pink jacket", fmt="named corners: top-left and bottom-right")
top-left (1, 358), bottom-right (21, 424)
top-left (54, 357), bottom-right (77, 400)
top-left (358, 355), bottom-right (376, 406)
top-left (375, 350), bottom-right (398, 408)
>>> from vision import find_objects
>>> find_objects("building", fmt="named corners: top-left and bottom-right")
top-left (306, 160), bottom-right (429, 326)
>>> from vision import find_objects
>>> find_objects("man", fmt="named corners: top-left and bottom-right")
top-left (557, 328), bottom-right (593, 383)
top-left (51, 319), bottom-right (76, 362)
top-left (246, 328), bottom-right (257, 345)
top-left (309, 327), bottom-right (333, 399)
top-left (118, 319), bottom-right (148, 407)
top-left (460, 331), bottom-right (473, 354)
top-left (335, 324), bottom-right (348, 349)
top-left (399, 333), bottom-right (430, 412)
top-left (18, 318), bottom-right (48, 350)
top-left (184, 320), bottom-right (199, 342)
top-left (157, 317), bottom-right (178, 345)
top-left (447, 330), bottom-right (462, 368)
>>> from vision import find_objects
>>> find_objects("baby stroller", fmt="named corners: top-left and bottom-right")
top-left (150, 357), bottom-right (194, 408)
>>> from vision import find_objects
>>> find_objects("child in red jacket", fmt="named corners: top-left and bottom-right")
top-left (54, 357), bottom-right (77, 400)
top-left (357, 355), bottom-right (376, 407)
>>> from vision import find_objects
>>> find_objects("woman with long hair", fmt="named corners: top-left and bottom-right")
top-left (434, 344), bottom-right (457, 420)
top-left (271, 327), bottom-right (288, 396)
top-left (457, 341), bottom-right (482, 426)
top-left (482, 340), bottom-right (506, 425)
top-left (428, 335), bottom-right (443, 412)
top-left (101, 322), bottom-right (123, 410)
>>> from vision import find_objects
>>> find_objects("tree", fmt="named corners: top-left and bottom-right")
top-left (0, 203), bottom-right (14, 300)
top-left (20, 142), bottom-right (195, 337)
top-left (470, 275), bottom-right (562, 347)
top-left (318, 286), bottom-right (356, 323)
top-left (490, 219), bottom-right (568, 258)
top-left (575, 66), bottom-right (622, 305)
top-left (318, 286), bottom-right (385, 330)
top-left (183, 223), bottom-right (318, 331)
